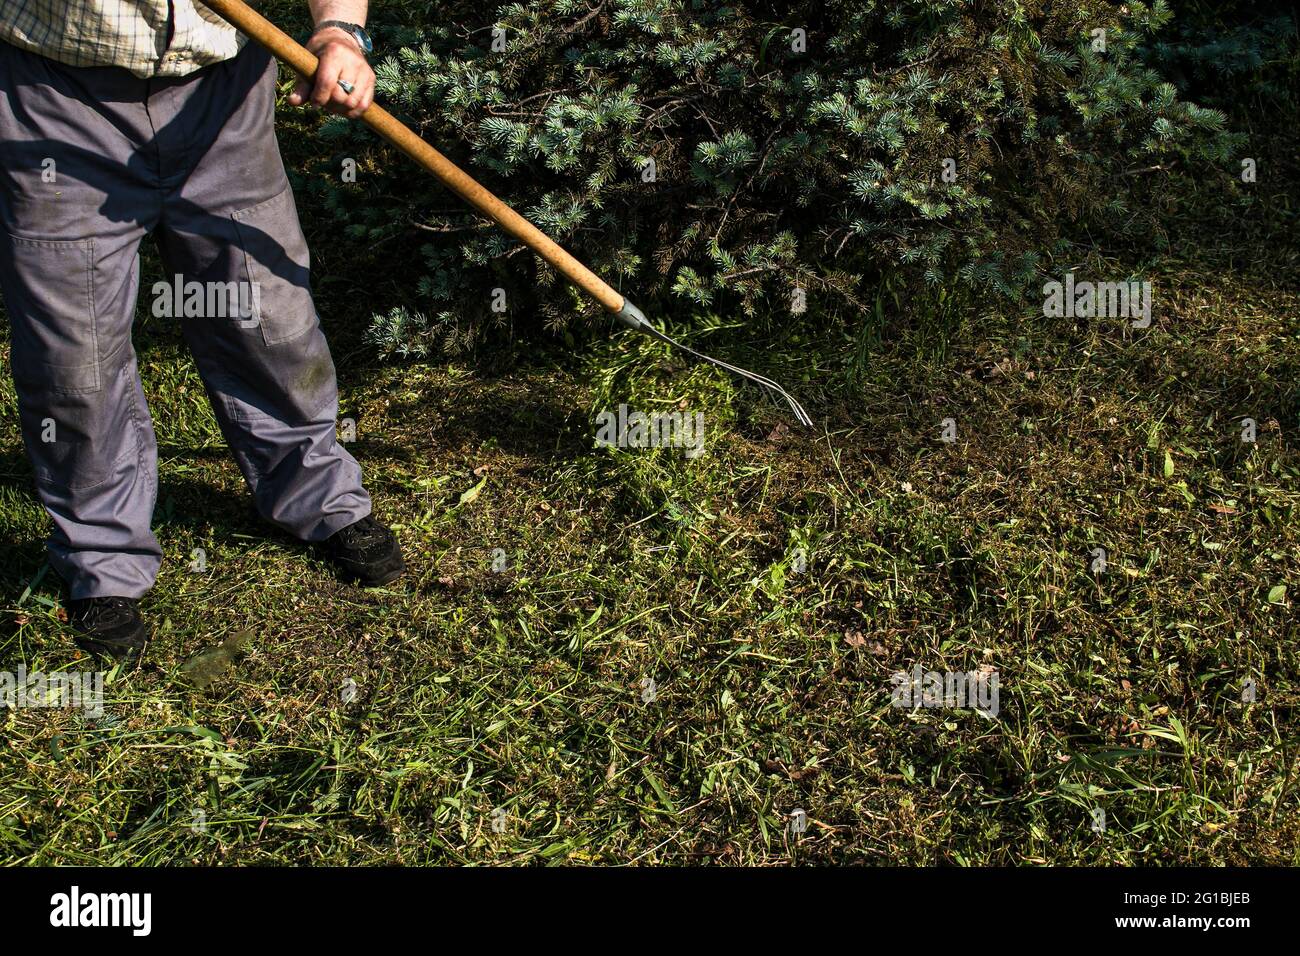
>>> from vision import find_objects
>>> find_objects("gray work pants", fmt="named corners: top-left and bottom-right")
top-left (0, 40), bottom-right (371, 598)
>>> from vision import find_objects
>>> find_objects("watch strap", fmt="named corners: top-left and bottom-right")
top-left (313, 20), bottom-right (371, 55)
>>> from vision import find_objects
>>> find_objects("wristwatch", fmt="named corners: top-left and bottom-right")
top-left (313, 20), bottom-right (373, 56)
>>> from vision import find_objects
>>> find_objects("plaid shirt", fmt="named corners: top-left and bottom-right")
top-left (0, 1), bottom-right (249, 78)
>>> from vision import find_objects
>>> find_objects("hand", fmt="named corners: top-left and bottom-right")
top-left (288, 27), bottom-right (375, 119)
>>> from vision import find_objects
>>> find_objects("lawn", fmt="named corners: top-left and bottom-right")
top-left (0, 4), bottom-right (1297, 865)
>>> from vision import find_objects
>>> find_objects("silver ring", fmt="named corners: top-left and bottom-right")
top-left (338, 79), bottom-right (355, 95)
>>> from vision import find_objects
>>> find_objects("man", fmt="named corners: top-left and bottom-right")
top-left (0, 1), bottom-right (403, 663)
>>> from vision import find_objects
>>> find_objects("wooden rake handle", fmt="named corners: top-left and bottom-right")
top-left (203, 0), bottom-right (628, 314)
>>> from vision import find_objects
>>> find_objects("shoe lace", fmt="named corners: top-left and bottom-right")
top-left (335, 512), bottom-right (377, 541)
top-left (75, 597), bottom-right (135, 625)
top-left (335, 515), bottom-right (386, 549)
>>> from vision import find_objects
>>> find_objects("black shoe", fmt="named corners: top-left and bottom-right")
top-left (68, 597), bottom-right (149, 663)
top-left (320, 514), bottom-right (405, 586)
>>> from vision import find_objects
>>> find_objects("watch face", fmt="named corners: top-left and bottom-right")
top-left (353, 27), bottom-right (374, 55)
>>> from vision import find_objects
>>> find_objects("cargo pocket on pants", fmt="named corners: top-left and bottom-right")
top-left (0, 233), bottom-right (134, 492)
top-left (0, 234), bottom-right (99, 395)
top-left (230, 186), bottom-right (318, 346)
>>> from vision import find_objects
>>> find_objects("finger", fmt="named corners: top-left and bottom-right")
top-left (344, 76), bottom-right (373, 118)
top-left (323, 81), bottom-right (355, 115)
top-left (313, 58), bottom-right (342, 107)
top-left (351, 74), bottom-right (376, 118)
top-left (288, 78), bottom-right (311, 107)
top-left (347, 93), bottom-right (372, 119)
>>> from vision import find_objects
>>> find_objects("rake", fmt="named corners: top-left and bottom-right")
top-left (203, 0), bottom-right (812, 427)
